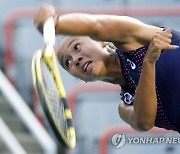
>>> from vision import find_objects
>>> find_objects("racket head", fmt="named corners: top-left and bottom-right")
top-left (32, 49), bottom-right (76, 149)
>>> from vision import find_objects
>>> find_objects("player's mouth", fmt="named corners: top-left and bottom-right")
top-left (82, 61), bottom-right (92, 73)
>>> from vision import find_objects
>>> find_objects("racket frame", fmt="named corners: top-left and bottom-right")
top-left (31, 17), bottom-right (76, 148)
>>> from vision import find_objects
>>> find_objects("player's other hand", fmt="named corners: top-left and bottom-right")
top-left (144, 28), bottom-right (179, 63)
top-left (33, 4), bottom-right (56, 33)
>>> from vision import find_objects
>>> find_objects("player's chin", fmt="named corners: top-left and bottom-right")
top-left (76, 67), bottom-right (102, 82)
top-left (83, 74), bottom-right (96, 82)
top-left (86, 70), bottom-right (102, 81)
top-left (80, 72), bottom-right (98, 82)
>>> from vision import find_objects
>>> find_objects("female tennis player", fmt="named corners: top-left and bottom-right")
top-left (34, 4), bottom-right (180, 132)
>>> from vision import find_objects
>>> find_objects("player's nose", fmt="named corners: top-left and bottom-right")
top-left (74, 57), bottom-right (83, 67)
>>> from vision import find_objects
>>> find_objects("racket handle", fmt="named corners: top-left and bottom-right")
top-left (43, 17), bottom-right (55, 48)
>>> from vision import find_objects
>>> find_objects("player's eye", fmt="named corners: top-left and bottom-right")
top-left (74, 43), bottom-right (80, 51)
top-left (65, 58), bottom-right (72, 68)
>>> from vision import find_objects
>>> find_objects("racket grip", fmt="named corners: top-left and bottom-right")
top-left (43, 17), bottom-right (55, 46)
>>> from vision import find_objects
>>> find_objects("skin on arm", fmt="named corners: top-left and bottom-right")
top-left (118, 60), bottom-right (156, 131)
top-left (118, 103), bottom-right (140, 131)
top-left (55, 14), bottom-right (153, 41)
top-left (33, 4), bottom-right (162, 50)
top-left (118, 29), bottom-right (178, 131)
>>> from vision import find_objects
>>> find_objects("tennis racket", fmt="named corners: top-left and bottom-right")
top-left (31, 17), bottom-right (76, 149)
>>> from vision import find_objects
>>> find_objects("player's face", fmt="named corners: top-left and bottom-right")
top-left (57, 36), bottom-right (109, 82)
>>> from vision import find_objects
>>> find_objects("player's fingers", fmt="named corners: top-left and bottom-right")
top-left (161, 44), bottom-right (179, 50)
top-left (152, 37), bottom-right (178, 51)
top-left (164, 28), bottom-right (172, 34)
top-left (156, 28), bottom-right (172, 39)
top-left (33, 4), bottom-right (56, 34)
top-left (163, 28), bottom-right (172, 38)
top-left (161, 44), bottom-right (179, 54)
top-left (170, 45), bottom-right (179, 50)
top-left (155, 33), bottom-right (172, 44)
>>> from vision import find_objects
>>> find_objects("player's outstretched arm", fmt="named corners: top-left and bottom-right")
top-left (33, 4), bottom-right (159, 44)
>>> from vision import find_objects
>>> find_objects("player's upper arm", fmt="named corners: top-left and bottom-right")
top-left (94, 15), bottom-right (152, 43)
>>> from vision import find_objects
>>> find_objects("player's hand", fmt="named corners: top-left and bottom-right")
top-left (144, 28), bottom-right (179, 63)
top-left (33, 4), bottom-right (56, 33)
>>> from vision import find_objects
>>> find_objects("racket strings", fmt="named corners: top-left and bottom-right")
top-left (41, 59), bottom-right (68, 138)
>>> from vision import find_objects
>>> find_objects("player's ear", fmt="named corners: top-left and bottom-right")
top-left (101, 42), bottom-right (109, 48)
top-left (100, 42), bottom-right (116, 50)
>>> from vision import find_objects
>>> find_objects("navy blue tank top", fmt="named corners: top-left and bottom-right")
top-left (116, 29), bottom-right (180, 132)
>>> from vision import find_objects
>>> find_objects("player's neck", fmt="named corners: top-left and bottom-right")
top-left (102, 53), bottom-right (126, 85)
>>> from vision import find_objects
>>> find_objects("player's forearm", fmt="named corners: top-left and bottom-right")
top-left (55, 13), bottom-right (99, 37)
top-left (133, 60), bottom-right (157, 130)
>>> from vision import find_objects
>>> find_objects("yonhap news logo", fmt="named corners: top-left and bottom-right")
top-left (111, 133), bottom-right (126, 148)
top-left (111, 133), bottom-right (180, 148)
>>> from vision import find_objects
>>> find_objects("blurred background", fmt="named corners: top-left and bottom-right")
top-left (0, 0), bottom-right (180, 154)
